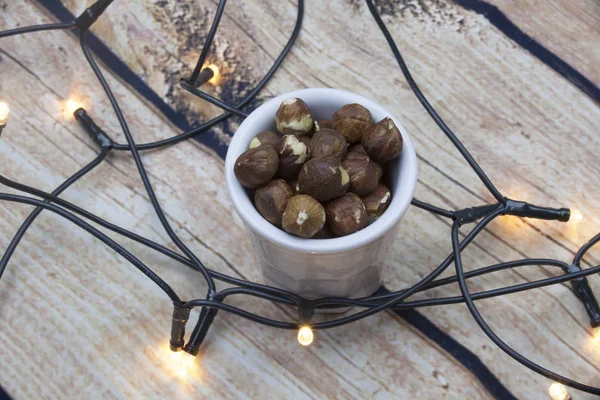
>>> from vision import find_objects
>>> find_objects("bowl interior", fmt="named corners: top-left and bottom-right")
top-left (225, 88), bottom-right (417, 254)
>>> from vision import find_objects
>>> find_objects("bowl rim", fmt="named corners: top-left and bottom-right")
top-left (225, 88), bottom-right (418, 254)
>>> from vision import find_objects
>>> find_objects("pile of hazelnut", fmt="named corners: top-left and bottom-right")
top-left (234, 98), bottom-right (402, 239)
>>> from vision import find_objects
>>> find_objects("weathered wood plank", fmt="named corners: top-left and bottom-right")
top-left (1, 0), bottom-right (599, 399)
top-left (0, 2), bottom-right (498, 399)
top-left (485, 0), bottom-right (600, 86)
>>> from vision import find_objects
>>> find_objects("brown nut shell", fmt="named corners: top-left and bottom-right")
top-left (315, 119), bottom-right (333, 132)
top-left (332, 104), bottom-right (373, 144)
top-left (275, 135), bottom-right (309, 179)
top-left (282, 195), bottom-right (326, 238)
top-left (298, 156), bottom-right (350, 202)
top-left (360, 183), bottom-right (392, 223)
top-left (234, 146), bottom-right (279, 188)
top-left (309, 128), bottom-right (348, 161)
top-left (254, 180), bottom-right (293, 227)
top-left (326, 193), bottom-right (368, 236)
top-left (275, 98), bottom-right (313, 136)
top-left (312, 224), bottom-right (335, 239)
top-left (249, 130), bottom-right (281, 149)
top-left (342, 151), bottom-right (382, 196)
top-left (288, 179), bottom-right (301, 195)
top-left (298, 135), bottom-right (312, 154)
top-left (347, 143), bottom-right (367, 155)
top-left (362, 117), bottom-right (403, 163)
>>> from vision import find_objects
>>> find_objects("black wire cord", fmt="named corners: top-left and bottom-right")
top-left (0, 147), bottom-right (109, 280)
top-left (1, 0), bottom-right (599, 395)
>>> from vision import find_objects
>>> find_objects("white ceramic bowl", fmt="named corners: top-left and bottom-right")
top-left (225, 88), bottom-right (417, 301)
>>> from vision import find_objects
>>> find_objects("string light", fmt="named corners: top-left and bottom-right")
top-left (297, 326), bottom-right (314, 346)
top-left (0, 101), bottom-right (9, 126)
top-left (61, 97), bottom-right (86, 119)
top-left (548, 382), bottom-right (570, 400)
top-left (2, 1), bottom-right (600, 398)
top-left (592, 326), bottom-right (600, 342)
top-left (570, 209), bottom-right (583, 225)
top-left (206, 64), bottom-right (219, 84)
top-left (168, 349), bottom-right (197, 377)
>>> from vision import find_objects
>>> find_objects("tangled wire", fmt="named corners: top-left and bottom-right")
top-left (0, 0), bottom-right (599, 395)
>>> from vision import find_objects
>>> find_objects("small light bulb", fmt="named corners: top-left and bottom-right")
top-left (62, 98), bottom-right (85, 119)
top-left (207, 64), bottom-right (219, 84)
top-left (548, 382), bottom-right (570, 400)
top-left (298, 326), bottom-right (314, 346)
top-left (169, 349), bottom-right (196, 377)
top-left (592, 326), bottom-right (600, 341)
top-left (570, 209), bottom-right (583, 224)
top-left (0, 102), bottom-right (9, 125)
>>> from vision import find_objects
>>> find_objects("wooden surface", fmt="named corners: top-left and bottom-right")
top-left (0, 0), bottom-right (599, 398)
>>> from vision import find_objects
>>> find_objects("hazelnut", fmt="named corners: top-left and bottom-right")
top-left (312, 224), bottom-right (335, 239)
top-left (360, 183), bottom-right (392, 223)
top-left (288, 179), bottom-right (301, 195)
top-left (254, 180), bottom-right (293, 227)
top-left (332, 104), bottom-right (373, 144)
top-left (275, 98), bottom-right (313, 136)
top-left (347, 143), bottom-right (367, 155)
top-left (298, 156), bottom-right (350, 202)
top-left (249, 130), bottom-right (281, 149)
top-left (275, 135), bottom-right (309, 178)
top-left (309, 128), bottom-right (348, 161)
top-left (282, 195), bottom-right (326, 238)
top-left (362, 117), bottom-right (403, 163)
top-left (234, 146), bottom-right (279, 188)
top-left (326, 193), bottom-right (368, 236)
top-left (342, 151), bottom-right (382, 195)
top-left (298, 134), bottom-right (312, 152)
top-left (315, 119), bottom-right (334, 132)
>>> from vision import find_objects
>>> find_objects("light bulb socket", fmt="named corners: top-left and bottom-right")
top-left (298, 298), bottom-right (316, 325)
top-left (169, 305), bottom-right (191, 352)
top-left (74, 108), bottom-right (113, 150)
top-left (184, 292), bottom-right (223, 356)
top-left (189, 68), bottom-right (214, 88)
top-left (0, 123), bottom-right (6, 137)
top-left (565, 264), bottom-right (600, 328)
top-left (504, 199), bottom-right (570, 222)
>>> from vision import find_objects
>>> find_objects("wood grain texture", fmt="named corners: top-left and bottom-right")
top-left (1, 0), bottom-right (599, 399)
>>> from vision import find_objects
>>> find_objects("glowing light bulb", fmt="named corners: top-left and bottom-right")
top-left (169, 350), bottom-right (196, 377)
top-left (206, 64), bottom-right (219, 84)
top-left (297, 326), bottom-right (314, 346)
top-left (570, 209), bottom-right (583, 224)
top-left (548, 382), bottom-right (570, 400)
top-left (592, 326), bottom-right (600, 341)
top-left (0, 102), bottom-right (9, 126)
top-left (61, 97), bottom-right (85, 119)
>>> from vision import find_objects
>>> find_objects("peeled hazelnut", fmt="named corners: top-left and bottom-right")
top-left (332, 104), bottom-right (373, 144)
top-left (275, 135), bottom-right (309, 178)
top-left (326, 193), bottom-right (368, 236)
top-left (282, 195), bottom-right (326, 238)
top-left (298, 156), bottom-right (350, 202)
top-left (312, 224), bottom-right (335, 239)
top-left (249, 131), bottom-right (281, 149)
top-left (309, 128), bottom-right (348, 161)
top-left (362, 117), bottom-right (403, 163)
top-left (234, 146), bottom-right (279, 188)
top-left (254, 180), bottom-right (293, 227)
top-left (275, 98), bottom-right (313, 136)
top-left (361, 183), bottom-right (392, 223)
top-left (342, 151), bottom-right (382, 196)
top-left (315, 119), bottom-right (334, 132)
